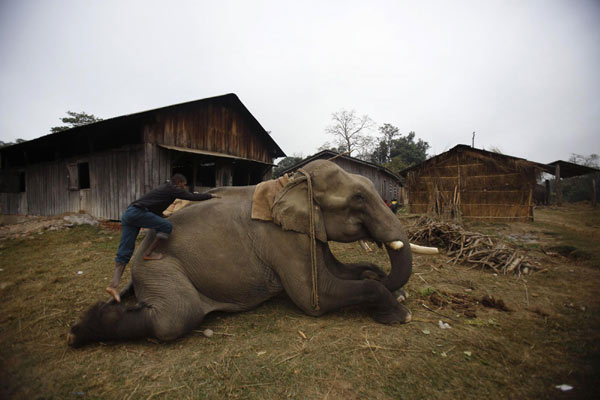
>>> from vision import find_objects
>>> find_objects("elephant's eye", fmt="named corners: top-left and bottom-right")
top-left (352, 193), bottom-right (365, 203)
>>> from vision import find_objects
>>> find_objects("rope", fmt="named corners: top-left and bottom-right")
top-left (297, 168), bottom-right (320, 310)
top-left (326, 150), bottom-right (351, 162)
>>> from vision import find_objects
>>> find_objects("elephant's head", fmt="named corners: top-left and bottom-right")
top-left (271, 160), bottom-right (412, 291)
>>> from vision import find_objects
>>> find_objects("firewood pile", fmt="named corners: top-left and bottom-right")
top-left (407, 217), bottom-right (536, 275)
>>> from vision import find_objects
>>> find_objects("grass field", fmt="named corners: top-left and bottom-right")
top-left (1, 204), bottom-right (599, 399)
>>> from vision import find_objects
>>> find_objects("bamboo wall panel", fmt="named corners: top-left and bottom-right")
top-left (406, 149), bottom-right (537, 221)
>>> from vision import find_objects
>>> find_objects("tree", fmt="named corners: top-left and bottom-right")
top-left (318, 142), bottom-right (348, 154)
top-left (0, 138), bottom-right (27, 148)
top-left (386, 131), bottom-right (430, 171)
top-left (323, 109), bottom-right (375, 157)
top-left (569, 153), bottom-right (599, 168)
top-left (370, 123), bottom-right (400, 165)
top-left (272, 155), bottom-right (304, 178)
top-left (51, 111), bottom-right (103, 133)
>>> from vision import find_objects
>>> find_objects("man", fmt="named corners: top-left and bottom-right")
top-left (106, 173), bottom-right (218, 302)
top-left (390, 199), bottom-right (399, 214)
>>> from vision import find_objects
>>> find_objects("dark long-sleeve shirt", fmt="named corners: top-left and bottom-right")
top-left (131, 182), bottom-right (213, 215)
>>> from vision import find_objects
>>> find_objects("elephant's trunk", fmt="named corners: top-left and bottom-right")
top-left (381, 241), bottom-right (413, 292)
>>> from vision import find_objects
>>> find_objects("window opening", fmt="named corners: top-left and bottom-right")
top-left (78, 162), bottom-right (90, 189)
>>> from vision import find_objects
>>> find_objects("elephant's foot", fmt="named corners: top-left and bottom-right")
top-left (143, 251), bottom-right (164, 261)
top-left (371, 302), bottom-right (412, 325)
top-left (106, 286), bottom-right (121, 303)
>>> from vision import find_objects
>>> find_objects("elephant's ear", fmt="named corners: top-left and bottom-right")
top-left (271, 177), bottom-right (327, 243)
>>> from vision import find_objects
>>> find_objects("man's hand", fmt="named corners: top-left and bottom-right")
top-left (210, 194), bottom-right (221, 199)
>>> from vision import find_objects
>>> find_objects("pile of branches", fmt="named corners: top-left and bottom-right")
top-left (408, 217), bottom-right (536, 275)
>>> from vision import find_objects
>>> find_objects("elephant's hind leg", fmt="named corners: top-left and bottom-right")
top-left (134, 266), bottom-right (211, 342)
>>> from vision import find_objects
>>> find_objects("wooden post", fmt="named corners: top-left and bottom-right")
top-left (592, 174), bottom-right (597, 208)
top-left (555, 164), bottom-right (562, 207)
top-left (528, 188), bottom-right (534, 221)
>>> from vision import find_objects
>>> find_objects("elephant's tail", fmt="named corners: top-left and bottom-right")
top-left (68, 301), bottom-right (154, 348)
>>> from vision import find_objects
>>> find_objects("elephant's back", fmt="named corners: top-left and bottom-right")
top-left (170, 185), bottom-right (255, 224)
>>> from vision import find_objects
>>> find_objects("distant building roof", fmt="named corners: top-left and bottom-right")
top-left (545, 160), bottom-right (600, 178)
top-left (399, 144), bottom-right (550, 177)
top-left (0, 93), bottom-right (285, 167)
top-left (278, 150), bottom-right (402, 183)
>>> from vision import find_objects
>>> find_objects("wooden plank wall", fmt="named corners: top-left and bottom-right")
top-left (0, 193), bottom-right (27, 215)
top-left (142, 143), bottom-right (171, 194)
top-left (327, 158), bottom-right (401, 202)
top-left (90, 145), bottom-right (150, 220)
top-left (0, 145), bottom-right (154, 220)
top-left (144, 103), bottom-right (273, 165)
top-left (27, 160), bottom-right (78, 216)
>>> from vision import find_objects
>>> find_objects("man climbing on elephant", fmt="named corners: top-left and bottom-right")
top-left (106, 173), bottom-right (219, 302)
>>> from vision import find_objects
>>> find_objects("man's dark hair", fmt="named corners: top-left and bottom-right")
top-left (171, 174), bottom-right (187, 185)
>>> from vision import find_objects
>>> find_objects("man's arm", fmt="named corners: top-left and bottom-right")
top-left (172, 187), bottom-right (215, 202)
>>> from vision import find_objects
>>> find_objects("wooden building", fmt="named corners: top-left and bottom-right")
top-left (400, 145), bottom-right (546, 222)
top-left (0, 94), bottom-right (286, 220)
top-left (278, 150), bottom-right (403, 202)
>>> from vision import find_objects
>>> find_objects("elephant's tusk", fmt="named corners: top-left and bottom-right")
top-left (386, 240), bottom-right (404, 250)
top-left (410, 243), bottom-right (439, 255)
top-left (359, 240), bottom-right (373, 252)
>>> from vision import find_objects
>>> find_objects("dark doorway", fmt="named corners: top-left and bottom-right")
top-left (196, 163), bottom-right (216, 187)
top-left (233, 162), bottom-right (251, 186)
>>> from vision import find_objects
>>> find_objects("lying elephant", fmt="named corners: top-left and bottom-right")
top-left (69, 160), bottom-right (434, 347)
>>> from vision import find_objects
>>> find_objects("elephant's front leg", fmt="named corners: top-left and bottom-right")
top-left (322, 244), bottom-right (387, 281)
top-left (273, 238), bottom-right (411, 324)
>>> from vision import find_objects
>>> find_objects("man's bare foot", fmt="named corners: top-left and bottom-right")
top-left (106, 286), bottom-right (121, 302)
top-left (143, 252), bottom-right (163, 261)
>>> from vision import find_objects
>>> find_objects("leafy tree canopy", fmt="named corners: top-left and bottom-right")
top-left (387, 131), bottom-right (430, 171)
top-left (50, 111), bottom-right (103, 133)
top-left (272, 156), bottom-right (304, 178)
top-left (0, 138), bottom-right (27, 148)
top-left (368, 124), bottom-right (429, 172)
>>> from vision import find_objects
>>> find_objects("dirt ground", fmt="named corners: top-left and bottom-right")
top-left (0, 204), bottom-right (598, 399)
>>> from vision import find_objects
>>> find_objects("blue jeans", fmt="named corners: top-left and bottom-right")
top-left (115, 205), bottom-right (172, 264)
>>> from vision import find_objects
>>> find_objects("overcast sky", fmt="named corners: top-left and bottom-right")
top-left (1, 0), bottom-right (598, 164)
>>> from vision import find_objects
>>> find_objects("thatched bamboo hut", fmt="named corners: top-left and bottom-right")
top-left (400, 145), bottom-right (547, 222)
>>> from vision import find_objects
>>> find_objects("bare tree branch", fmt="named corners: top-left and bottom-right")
top-left (324, 109), bottom-right (375, 156)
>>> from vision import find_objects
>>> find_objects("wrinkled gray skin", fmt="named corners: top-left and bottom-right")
top-left (69, 160), bottom-right (412, 346)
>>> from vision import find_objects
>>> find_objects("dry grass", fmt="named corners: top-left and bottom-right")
top-left (1, 205), bottom-right (599, 399)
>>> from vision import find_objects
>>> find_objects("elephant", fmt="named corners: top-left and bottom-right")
top-left (68, 160), bottom-right (435, 347)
